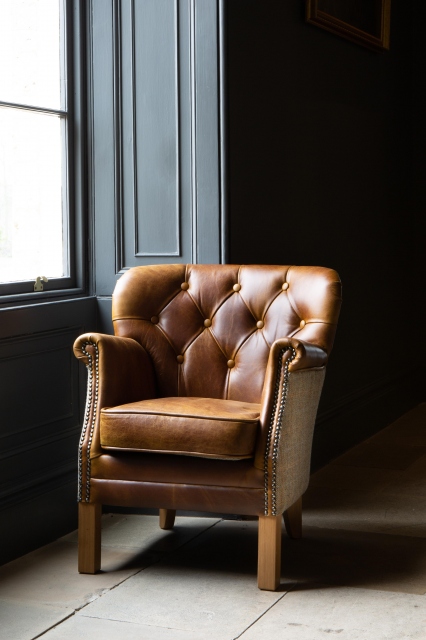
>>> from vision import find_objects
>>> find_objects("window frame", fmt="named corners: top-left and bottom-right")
top-left (0, 0), bottom-right (86, 306)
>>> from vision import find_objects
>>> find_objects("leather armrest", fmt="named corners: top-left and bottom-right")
top-left (74, 333), bottom-right (156, 407)
top-left (271, 337), bottom-right (328, 372)
top-left (254, 337), bottom-right (327, 472)
top-left (254, 338), bottom-right (327, 513)
top-left (263, 338), bottom-right (328, 372)
top-left (74, 333), bottom-right (156, 466)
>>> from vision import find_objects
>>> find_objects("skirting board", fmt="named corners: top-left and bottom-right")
top-left (311, 365), bottom-right (426, 471)
top-left (0, 476), bottom-right (78, 566)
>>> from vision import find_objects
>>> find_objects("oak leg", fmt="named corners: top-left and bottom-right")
top-left (159, 508), bottom-right (176, 530)
top-left (258, 514), bottom-right (282, 591)
top-left (78, 502), bottom-right (101, 574)
top-left (283, 496), bottom-right (302, 539)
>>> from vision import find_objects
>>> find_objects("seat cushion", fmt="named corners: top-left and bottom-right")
top-left (100, 397), bottom-right (261, 460)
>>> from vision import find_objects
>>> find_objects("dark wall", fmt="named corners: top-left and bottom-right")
top-left (226, 0), bottom-right (425, 467)
top-left (412, 0), bottom-right (426, 226)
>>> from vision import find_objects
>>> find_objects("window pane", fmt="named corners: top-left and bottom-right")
top-left (0, 107), bottom-right (66, 283)
top-left (0, 0), bottom-right (63, 110)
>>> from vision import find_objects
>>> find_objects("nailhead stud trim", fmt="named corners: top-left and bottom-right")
top-left (77, 342), bottom-right (99, 503)
top-left (263, 346), bottom-right (296, 516)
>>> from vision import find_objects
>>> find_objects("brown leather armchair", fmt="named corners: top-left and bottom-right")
top-left (74, 264), bottom-right (341, 590)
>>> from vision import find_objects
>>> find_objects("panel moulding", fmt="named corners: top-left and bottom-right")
top-left (116, 0), bottom-right (181, 263)
top-left (0, 327), bottom-right (82, 440)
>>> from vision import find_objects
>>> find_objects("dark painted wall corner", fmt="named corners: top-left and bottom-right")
top-left (226, 0), bottom-right (426, 465)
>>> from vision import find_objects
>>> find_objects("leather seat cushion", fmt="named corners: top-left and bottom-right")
top-left (100, 397), bottom-right (261, 460)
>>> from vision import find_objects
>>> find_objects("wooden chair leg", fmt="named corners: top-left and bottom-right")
top-left (78, 502), bottom-right (101, 574)
top-left (159, 508), bottom-right (176, 530)
top-left (258, 514), bottom-right (282, 591)
top-left (283, 496), bottom-right (302, 539)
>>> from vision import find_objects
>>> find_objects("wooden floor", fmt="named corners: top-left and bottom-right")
top-left (0, 404), bottom-right (425, 639)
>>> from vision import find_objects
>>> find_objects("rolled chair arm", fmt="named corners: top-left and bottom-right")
top-left (255, 338), bottom-right (327, 515)
top-left (286, 338), bottom-right (328, 371)
top-left (74, 333), bottom-right (156, 502)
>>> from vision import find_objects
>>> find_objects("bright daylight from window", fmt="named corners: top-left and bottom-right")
top-left (0, 0), bottom-right (66, 284)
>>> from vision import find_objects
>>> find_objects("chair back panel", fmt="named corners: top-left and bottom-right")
top-left (112, 264), bottom-right (341, 403)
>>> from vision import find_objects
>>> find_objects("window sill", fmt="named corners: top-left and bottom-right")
top-left (0, 288), bottom-right (89, 310)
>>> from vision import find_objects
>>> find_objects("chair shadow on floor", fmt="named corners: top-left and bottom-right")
top-left (104, 512), bottom-right (426, 595)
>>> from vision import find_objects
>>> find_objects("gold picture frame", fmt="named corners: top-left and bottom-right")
top-left (306, 0), bottom-right (391, 52)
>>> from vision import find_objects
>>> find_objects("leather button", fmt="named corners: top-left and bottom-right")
top-left (233, 283), bottom-right (241, 292)
top-left (151, 316), bottom-right (159, 324)
top-left (299, 320), bottom-right (306, 328)
top-left (256, 320), bottom-right (264, 329)
top-left (181, 282), bottom-right (189, 291)
top-left (177, 355), bottom-right (184, 364)
top-left (282, 282), bottom-right (289, 291)
top-left (204, 319), bottom-right (212, 328)
top-left (227, 359), bottom-right (235, 368)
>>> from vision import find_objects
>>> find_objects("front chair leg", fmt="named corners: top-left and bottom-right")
top-left (283, 496), bottom-right (302, 539)
top-left (78, 502), bottom-right (101, 574)
top-left (258, 514), bottom-right (282, 591)
top-left (159, 508), bottom-right (176, 530)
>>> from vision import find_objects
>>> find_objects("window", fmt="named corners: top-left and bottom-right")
top-left (0, 0), bottom-right (82, 300)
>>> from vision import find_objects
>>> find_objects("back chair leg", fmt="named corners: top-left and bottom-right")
top-left (258, 514), bottom-right (282, 591)
top-left (283, 496), bottom-right (302, 539)
top-left (78, 502), bottom-right (101, 574)
top-left (159, 508), bottom-right (176, 530)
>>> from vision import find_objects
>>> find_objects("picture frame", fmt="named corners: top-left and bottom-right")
top-left (305, 0), bottom-right (391, 52)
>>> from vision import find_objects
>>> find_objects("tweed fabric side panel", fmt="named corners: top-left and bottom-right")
top-left (274, 367), bottom-right (326, 514)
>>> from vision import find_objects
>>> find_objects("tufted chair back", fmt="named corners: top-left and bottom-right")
top-left (112, 264), bottom-right (341, 404)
